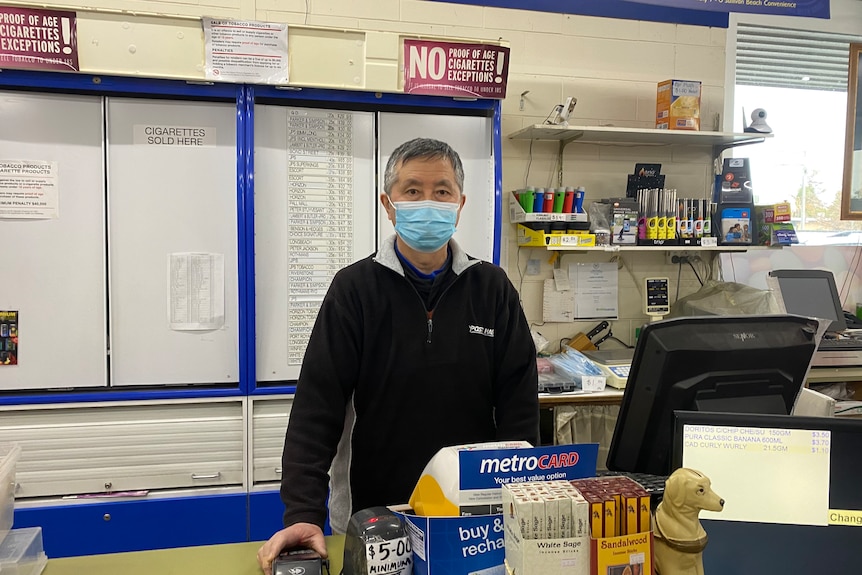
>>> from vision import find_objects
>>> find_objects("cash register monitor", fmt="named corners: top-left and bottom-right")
top-left (606, 314), bottom-right (819, 476)
top-left (672, 411), bottom-right (862, 574)
top-left (768, 269), bottom-right (846, 332)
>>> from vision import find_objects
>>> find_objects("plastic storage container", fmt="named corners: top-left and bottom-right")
top-left (0, 443), bottom-right (21, 546)
top-left (0, 527), bottom-right (46, 575)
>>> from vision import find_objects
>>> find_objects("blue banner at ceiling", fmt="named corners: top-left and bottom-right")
top-left (427, 0), bottom-right (730, 28)
top-left (624, 0), bottom-right (830, 19)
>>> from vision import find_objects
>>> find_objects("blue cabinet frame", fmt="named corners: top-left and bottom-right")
top-left (14, 493), bottom-right (248, 558)
top-left (0, 69), bottom-right (503, 555)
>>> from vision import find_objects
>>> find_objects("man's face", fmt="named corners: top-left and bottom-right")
top-left (382, 156), bottom-right (465, 227)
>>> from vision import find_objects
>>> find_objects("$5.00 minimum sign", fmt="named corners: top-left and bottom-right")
top-left (364, 536), bottom-right (412, 575)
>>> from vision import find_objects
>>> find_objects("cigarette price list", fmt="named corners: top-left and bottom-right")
top-left (286, 109), bottom-right (355, 364)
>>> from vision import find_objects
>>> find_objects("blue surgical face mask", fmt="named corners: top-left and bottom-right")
top-left (391, 200), bottom-right (459, 253)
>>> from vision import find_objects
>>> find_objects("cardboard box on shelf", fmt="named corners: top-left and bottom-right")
top-left (656, 80), bottom-right (701, 131)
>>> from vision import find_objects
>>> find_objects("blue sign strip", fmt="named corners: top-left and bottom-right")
top-left (623, 0), bottom-right (830, 19)
top-left (428, 0), bottom-right (729, 28)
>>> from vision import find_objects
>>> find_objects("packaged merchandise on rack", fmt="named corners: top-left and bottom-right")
top-left (503, 476), bottom-right (654, 575)
top-left (634, 189), bottom-right (678, 246)
top-left (597, 198), bottom-right (638, 245)
top-left (510, 189), bottom-right (593, 247)
top-left (714, 158), bottom-right (755, 246)
top-left (399, 442), bottom-right (599, 575)
top-left (755, 203), bottom-right (798, 246)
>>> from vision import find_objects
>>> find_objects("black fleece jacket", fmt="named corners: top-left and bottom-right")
top-left (280, 236), bottom-right (539, 533)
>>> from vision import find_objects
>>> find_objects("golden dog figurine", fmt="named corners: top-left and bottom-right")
top-left (653, 468), bottom-right (724, 575)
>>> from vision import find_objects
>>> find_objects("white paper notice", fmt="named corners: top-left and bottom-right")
top-left (169, 253), bottom-right (225, 331)
top-left (0, 160), bottom-right (59, 219)
top-left (203, 18), bottom-right (288, 84)
top-left (570, 262), bottom-right (618, 319)
top-left (542, 278), bottom-right (575, 323)
top-left (553, 267), bottom-right (571, 291)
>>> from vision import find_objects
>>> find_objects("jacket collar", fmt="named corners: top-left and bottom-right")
top-left (374, 235), bottom-right (481, 276)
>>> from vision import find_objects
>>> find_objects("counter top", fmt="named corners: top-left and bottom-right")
top-left (537, 364), bottom-right (862, 407)
top-left (43, 536), bottom-right (345, 575)
top-left (539, 389), bottom-right (624, 405)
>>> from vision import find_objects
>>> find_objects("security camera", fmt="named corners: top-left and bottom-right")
top-left (557, 97), bottom-right (577, 124)
top-left (545, 97), bottom-right (578, 126)
top-left (744, 107), bottom-right (772, 134)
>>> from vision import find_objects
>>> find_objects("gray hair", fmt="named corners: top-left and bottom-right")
top-left (383, 138), bottom-right (465, 196)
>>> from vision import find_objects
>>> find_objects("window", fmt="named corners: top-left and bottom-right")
top-left (735, 24), bottom-right (862, 245)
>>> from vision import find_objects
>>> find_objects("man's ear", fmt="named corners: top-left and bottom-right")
top-left (455, 193), bottom-right (466, 227)
top-left (381, 193), bottom-right (395, 224)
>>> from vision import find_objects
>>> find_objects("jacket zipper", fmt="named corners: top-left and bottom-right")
top-left (417, 272), bottom-right (470, 345)
top-left (426, 312), bottom-right (433, 344)
top-left (383, 254), bottom-right (480, 345)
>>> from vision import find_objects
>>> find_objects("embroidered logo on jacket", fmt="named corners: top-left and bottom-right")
top-left (468, 325), bottom-right (495, 337)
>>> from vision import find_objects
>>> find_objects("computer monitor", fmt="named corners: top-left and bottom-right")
top-left (606, 314), bottom-right (819, 475)
top-left (768, 269), bottom-right (846, 332)
top-left (672, 411), bottom-right (862, 574)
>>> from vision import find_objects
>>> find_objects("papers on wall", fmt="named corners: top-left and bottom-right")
top-left (541, 263), bottom-right (619, 322)
top-left (168, 252), bottom-right (225, 331)
top-left (0, 160), bottom-right (59, 219)
top-left (571, 262), bottom-right (619, 319)
top-left (203, 18), bottom-right (289, 84)
top-left (543, 278), bottom-right (575, 323)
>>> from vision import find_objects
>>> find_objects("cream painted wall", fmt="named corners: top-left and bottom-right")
top-left (7, 0), bottom-right (729, 347)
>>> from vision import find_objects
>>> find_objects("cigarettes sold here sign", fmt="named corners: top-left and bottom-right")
top-left (0, 6), bottom-right (78, 71)
top-left (403, 40), bottom-right (509, 99)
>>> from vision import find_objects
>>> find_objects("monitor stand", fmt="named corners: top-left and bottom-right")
top-left (680, 371), bottom-right (798, 416)
top-left (694, 394), bottom-right (787, 415)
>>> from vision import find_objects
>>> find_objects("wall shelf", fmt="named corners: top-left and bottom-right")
top-left (509, 126), bottom-right (772, 186)
top-left (508, 124), bottom-right (772, 152)
top-left (544, 244), bottom-right (774, 252)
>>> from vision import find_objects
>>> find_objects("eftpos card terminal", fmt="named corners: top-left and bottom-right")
top-left (273, 548), bottom-right (330, 575)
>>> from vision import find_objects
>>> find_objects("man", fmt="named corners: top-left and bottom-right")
top-left (257, 138), bottom-right (539, 574)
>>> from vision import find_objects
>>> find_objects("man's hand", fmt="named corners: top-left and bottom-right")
top-left (257, 523), bottom-right (327, 575)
